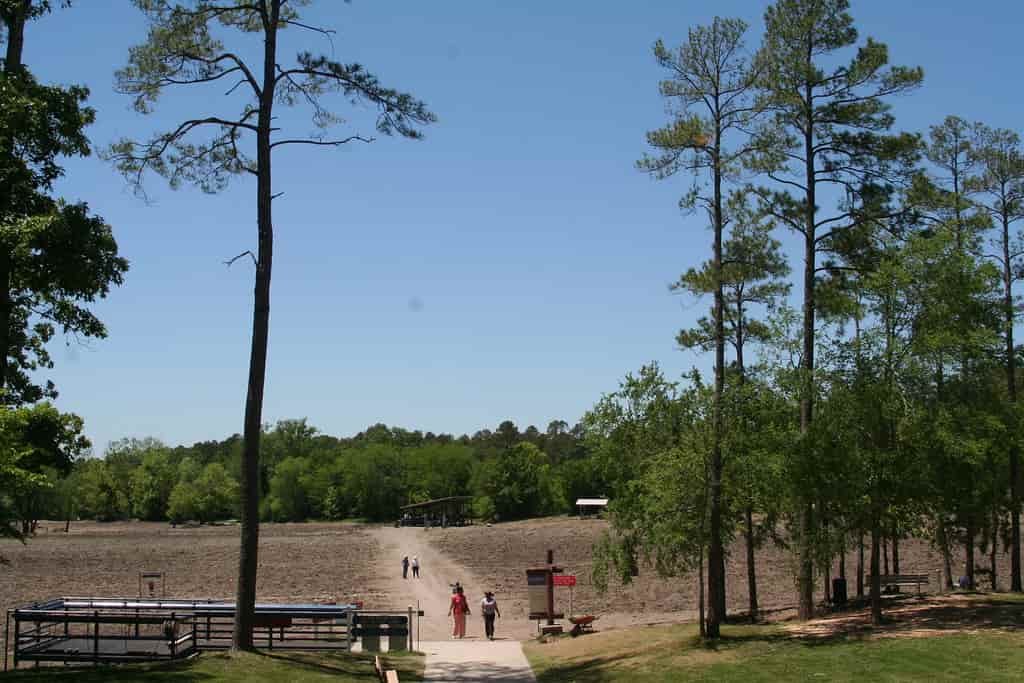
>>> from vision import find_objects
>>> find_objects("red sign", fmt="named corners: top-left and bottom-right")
top-left (553, 575), bottom-right (576, 587)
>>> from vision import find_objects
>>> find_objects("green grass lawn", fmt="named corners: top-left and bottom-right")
top-left (525, 623), bottom-right (1024, 682)
top-left (0, 650), bottom-right (424, 682)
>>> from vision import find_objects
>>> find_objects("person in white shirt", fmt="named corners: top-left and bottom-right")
top-left (411, 556), bottom-right (420, 578)
top-left (480, 591), bottom-right (501, 640)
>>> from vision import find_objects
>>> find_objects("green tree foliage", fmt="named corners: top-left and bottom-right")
top-left (0, 402), bottom-right (88, 533)
top-left (130, 446), bottom-right (176, 521)
top-left (72, 458), bottom-right (126, 522)
top-left (475, 442), bottom-right (563, 521)
top-left (168, 462), bottom-right (239, 523)
top-left (0, 1), bottom-right (128, 405)
top-left (586, 366), bottom-right (715, 630)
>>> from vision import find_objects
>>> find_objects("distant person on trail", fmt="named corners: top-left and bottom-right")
top-left (411, 556), bottom-right (420, 578)
top-left (448, 585), bottom-right (470, 638)
top-left (402, 555), bottom-right (410, 579)
top-left (481, 591), bottom-right (500, 640)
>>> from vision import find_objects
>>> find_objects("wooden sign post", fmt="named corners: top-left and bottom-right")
top-left (553, 573), bottom-right (576, 616)
top-left (526, 549), bottom-right (564, 634)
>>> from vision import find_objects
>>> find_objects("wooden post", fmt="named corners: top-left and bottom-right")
top-left (5, 611), bottom-right (12, 671)
top-left (546, 549), bottom-right (555, 626)
top-left (93, 611), bottom-right (99, 664)
top-left (407, 606), bottom-right (413, 652)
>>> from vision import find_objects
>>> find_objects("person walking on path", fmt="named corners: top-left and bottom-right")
top-left (481, 591), bottom-right (501, 640)
top-left (411, 555), bottom-right (420, 578)
top-left (401, 555), bottom-right (410, 579)
top-left (448, 585), bottom-right (470, 638)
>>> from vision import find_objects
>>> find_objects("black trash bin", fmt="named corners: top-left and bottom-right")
top-left (832, 577), bottom-right (848, 606)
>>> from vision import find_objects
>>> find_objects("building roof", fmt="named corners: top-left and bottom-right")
top-left (400, 496), bottom-right (474, 511)
top-left (575, 498), bottom-right (609, 507)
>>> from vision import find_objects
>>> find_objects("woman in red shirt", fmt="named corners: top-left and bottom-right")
top-left (448, 585), bottom-right (470, 638)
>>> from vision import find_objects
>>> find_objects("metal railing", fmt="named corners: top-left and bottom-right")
top-left (5, 597), bottom-right (365, 670)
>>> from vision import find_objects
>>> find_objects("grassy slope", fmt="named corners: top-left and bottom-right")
top-left (0, 651), bottom-right (424, 682)
top-left (525, 623), bottom-right (1024, 682)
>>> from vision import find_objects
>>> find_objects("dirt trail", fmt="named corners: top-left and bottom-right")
top-left (371, 526), bottom-right (535, 641)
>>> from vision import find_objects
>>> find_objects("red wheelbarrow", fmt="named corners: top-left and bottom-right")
top-left (569, 615), bottom-right (598, 637)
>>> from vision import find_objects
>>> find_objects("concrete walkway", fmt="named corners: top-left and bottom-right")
top-left (421, 640), bottom-right (537, 682)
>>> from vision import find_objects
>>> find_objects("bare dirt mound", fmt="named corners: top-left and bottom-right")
top-left (1, 520), bottom-right (385, 653)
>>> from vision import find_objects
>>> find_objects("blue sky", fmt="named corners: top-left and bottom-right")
top-left (19, 0), bottom-right (1024, 452)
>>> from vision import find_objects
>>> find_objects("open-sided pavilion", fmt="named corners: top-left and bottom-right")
top-left (398, 496), bottom-right (473, 527)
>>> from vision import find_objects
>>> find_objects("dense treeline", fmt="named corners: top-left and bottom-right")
top-left (14, 418), bottom-right (598, 527)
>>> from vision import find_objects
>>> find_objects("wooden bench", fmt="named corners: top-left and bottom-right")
top-left (374, 655), bottom-right (400, 683)
top-left (878, 574), bottom-right (929, 596)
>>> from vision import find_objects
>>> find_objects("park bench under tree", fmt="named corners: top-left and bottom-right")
top-left (878, 574), bottom-right (930, 596)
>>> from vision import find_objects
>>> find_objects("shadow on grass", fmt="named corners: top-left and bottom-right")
top-left (533, 650), bottom-right (656, 683)
top-left (259, 650), bottom-right (422, 679)
top-left (0, 658), bottom-right (212, 682)
top-left (1, 650), bottom-right (422, 682)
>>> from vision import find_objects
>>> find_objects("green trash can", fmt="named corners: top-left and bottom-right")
top-left (361, 631), bottom-right (381, 652)
top-left (388, 622), bottom-right (408, 652)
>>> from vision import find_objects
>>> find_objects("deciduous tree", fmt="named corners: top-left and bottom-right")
top-left (0, 1), bottom-right (127, 403)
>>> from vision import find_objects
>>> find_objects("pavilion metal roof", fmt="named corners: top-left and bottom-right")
top-left (399, 496), bottom-right (474, 511)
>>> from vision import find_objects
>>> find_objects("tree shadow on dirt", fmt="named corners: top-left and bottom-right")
top-left (787, 593), bottom-right (1024, 642)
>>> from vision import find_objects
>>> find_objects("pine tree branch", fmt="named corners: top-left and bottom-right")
top-left (269, 135), bottom-right (373, 149)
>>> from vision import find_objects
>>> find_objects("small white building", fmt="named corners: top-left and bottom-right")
top-left (575, 497), bottom-right (609, 517)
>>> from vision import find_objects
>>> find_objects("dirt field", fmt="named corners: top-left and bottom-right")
top-left (3, 516), bottom-right (1020, 656)
top-left (0, 521), bottom-right (385, 655)
top-left (426, 516), bottom-right (1020, 629)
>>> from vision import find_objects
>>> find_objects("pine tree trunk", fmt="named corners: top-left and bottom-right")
top-left (966, 516), bottom-right (976, 590)
top-left (705, 117), bottom-right (726, 640)
top-left (871, 510), bottom-right (882, 625)
top-left (857, 531), bottom-right (865, 598)
top-left (991, 505), bottom-right (999, 591)
top-left (797, 93), bottom-right (817, 622)
top-left (892, 522), bottom-right (900, 575)
top-left (1004, 211), bottom-right (1021, 592)
top-left (937, 518), bottom-right (954, 589)
top-left (232, 3), bottom-right (279, 651)
top-left (883, 538), bottom-right (889, 576)
top-left (824, 556), bottom-right (831, 604)
top-left (698, 543), bottom-right (706, 639)
top-left (745, 505), bottom-right (758, 622)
